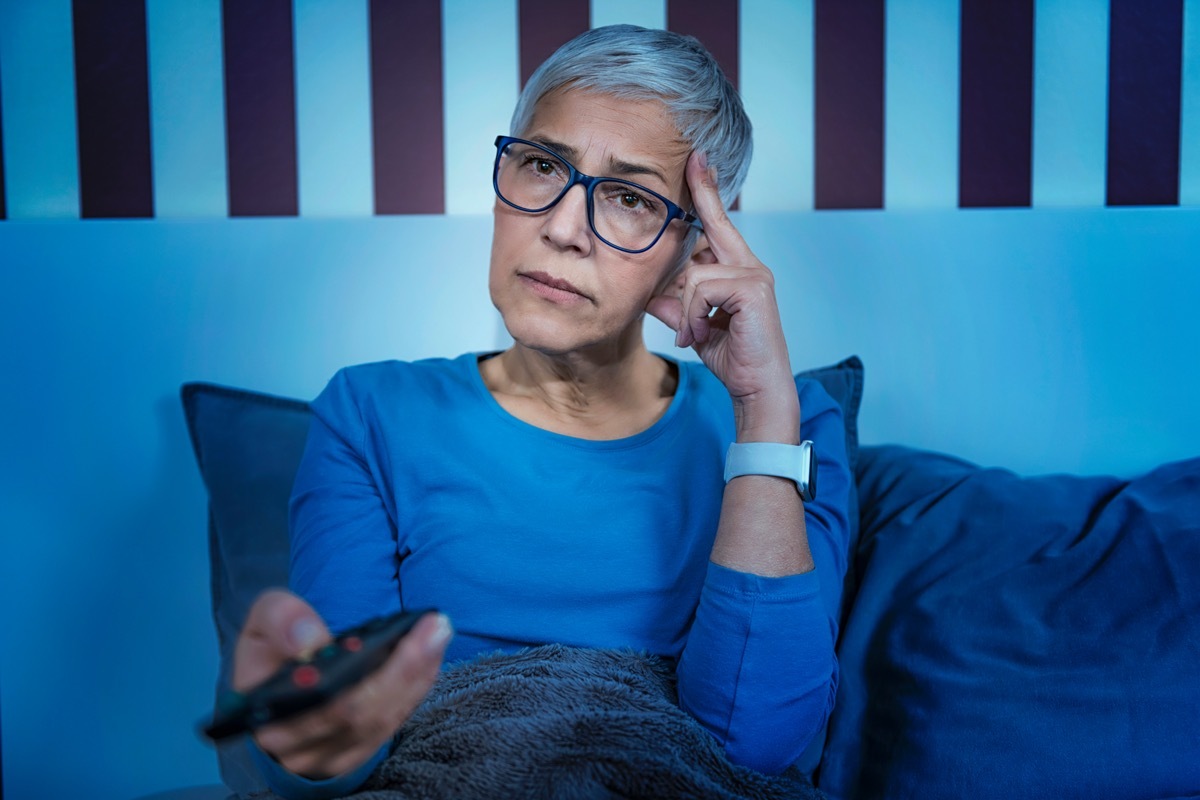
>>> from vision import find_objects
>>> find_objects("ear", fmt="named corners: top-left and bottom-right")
top-left (687, 232), bottom-right (717, 267)
top-left (651, 231), bottom-right (714, 298)
top-left (665, 266), bottom-right (687, 297)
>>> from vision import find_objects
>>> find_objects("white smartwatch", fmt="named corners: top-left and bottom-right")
top-left (724, 441), bottom-right (817, 502)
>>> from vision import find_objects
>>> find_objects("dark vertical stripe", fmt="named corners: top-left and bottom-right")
top-left (222, 0), bottom-right (298, 216)
top-left (369, 0), bottom-right (444, 214)
top-left (71, 0), bottom-right (154, 218)
top-left (813, 0), bottom-right (885, 210)
top-left (959, 0), bottom-right (1034, 208)
top-left (1107, 0), bottom-right (1184, 206)
top-left (667, 0), bottom-right (740, 90)
top-left (668, 0), bottom-right (741, 208)
top-left (518, 0), bottom-right (589, 87)
top-left (0, 59), bottom-right (6, 220)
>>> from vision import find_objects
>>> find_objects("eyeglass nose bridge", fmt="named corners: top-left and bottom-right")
top-left (541, 168), bottom-right (609, 239)
top-left (551, 168), bottom-right (602, 215)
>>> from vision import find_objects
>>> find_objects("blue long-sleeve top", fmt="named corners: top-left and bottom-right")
top-left (252, 352), bottom-right (852, 799)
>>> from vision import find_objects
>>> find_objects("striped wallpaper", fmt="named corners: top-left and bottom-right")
top-left (0, 0), bottom-right (1197, 220)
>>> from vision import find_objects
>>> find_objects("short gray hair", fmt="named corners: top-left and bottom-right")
top-left (510, 24), bottom-right (753, 212)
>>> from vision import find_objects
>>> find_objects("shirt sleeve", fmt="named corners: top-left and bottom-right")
top-left (290, 367), bottom-right (403, 632)
top-left (257, 368), bottom-right (403, 800)
top-left (249, 738), bottom-right (389, 800)
top-left (675, 380), bottom-right (853, 774)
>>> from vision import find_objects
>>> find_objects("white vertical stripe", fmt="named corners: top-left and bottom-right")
top-left (443, 0), bottom-right (519, 214)
top-left (1181, 0), bottom-right (1200, 206)
top-left (146, 0), bottom-right (227, 218)
top-left (294, 0), bottom-right (373, 216)
top-left (1032, 0), bottom-right (1110, 207)
top-left (590, 0), bottom-right (666, 30)
top-left (739, 0), bottom-right (814, 212)
top-left (0, 0), bottom-right (79, 218)
top-left (885, 0), bottom-right (960, 209)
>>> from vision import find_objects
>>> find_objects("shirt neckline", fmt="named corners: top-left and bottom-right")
top-left (460, 351), bottom-right (691, 451)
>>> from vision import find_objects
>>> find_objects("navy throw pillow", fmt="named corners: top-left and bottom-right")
top-left (182, 382), bottom-right (311, 797)
top-left (819, 445), bottom-right (1200, 800)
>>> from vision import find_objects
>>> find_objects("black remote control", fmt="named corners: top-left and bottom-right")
top-left (201, 608), bottom-right (436, 741)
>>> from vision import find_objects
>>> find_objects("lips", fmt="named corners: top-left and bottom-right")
top-left (519, 271), bottom-right (592, 301)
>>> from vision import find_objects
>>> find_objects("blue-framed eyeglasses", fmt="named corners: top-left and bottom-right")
top-left (492, 135), bottom-right (702, 254)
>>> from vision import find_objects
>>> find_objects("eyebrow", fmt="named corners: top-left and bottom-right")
top-left (532, 137), bottom-right (670, 187)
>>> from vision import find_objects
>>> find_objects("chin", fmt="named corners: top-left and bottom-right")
top-left (490, 284), bottom-right (582, 355)
top-left (501, 313), bottom-right (590, 356)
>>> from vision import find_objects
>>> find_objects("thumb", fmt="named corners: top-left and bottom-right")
top-left (645, 294), bottom-right (684, 333)
top-left (234, 589), bottom-right (332, 690)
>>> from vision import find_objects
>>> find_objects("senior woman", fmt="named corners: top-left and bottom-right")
top-left (235, 24), bottom-right (851, 798)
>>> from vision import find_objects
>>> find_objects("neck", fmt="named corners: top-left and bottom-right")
top-left (482, 322), bottom-right (678, 439)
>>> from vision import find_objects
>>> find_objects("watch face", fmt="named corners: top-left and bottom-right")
top-left (800, 440), bottom-right (817, 502)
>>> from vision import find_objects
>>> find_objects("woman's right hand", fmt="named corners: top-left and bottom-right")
top-left (233, 589), bottom-right (452, 780)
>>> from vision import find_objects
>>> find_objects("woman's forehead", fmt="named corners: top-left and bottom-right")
top-left (524, 88), bottom-right (692, 176)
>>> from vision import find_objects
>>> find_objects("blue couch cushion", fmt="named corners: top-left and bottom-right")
top-left (819, 445), bottom-right (1200, 800)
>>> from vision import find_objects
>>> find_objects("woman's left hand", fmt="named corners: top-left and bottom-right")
top-left (646, 151), bottom-right (799, 441)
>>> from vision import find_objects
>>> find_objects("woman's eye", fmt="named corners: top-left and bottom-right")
top-left (608, 188), bottom-right (658, 213)
top-left (524, 155), bottom-right (563, 177)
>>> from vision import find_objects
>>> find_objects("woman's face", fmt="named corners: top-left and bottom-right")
top-left (488, 87), bottom-right (694, 357)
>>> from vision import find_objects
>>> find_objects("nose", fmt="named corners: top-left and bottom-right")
top-left (540, 182), bottom-right (593, 255)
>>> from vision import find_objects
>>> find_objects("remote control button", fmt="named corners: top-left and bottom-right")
top-left (293, 664), bottom-right (321, 689)
top-left (343, 636), bottom-right (363, 652)
top-left (317, 644), bottom-right (339, 660)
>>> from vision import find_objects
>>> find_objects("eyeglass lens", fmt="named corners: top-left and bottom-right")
top-left (496, 141), bottom-right (670, 252)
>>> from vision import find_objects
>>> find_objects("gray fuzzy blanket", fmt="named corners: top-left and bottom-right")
top-left (263, 644), bottom-right (824, 800)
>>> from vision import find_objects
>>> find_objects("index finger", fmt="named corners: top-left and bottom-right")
top-left (686, 150), bottom-right (753, 264)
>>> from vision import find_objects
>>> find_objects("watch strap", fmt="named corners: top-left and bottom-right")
top-left (724, 441), bottom-right (817, 502)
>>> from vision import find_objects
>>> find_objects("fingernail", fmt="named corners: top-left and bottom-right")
top-left (427, 614), bottom-right (453, 653)
top-left (290, 618), bottom-right (323, 652)
top-left (696, 151), bottom-right (708, 172)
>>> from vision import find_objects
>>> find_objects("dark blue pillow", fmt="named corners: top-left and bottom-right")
top-left (794, 355), bottom-right (862, 475)
top-left (795, 355), bottom-right (864, 609)
top-left (182, 382), bottom-right (310, 797)
top-left (819, 445), bottom-right (1200, 799)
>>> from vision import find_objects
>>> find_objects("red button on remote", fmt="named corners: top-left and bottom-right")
top-left (292, 665), bottom-right (320, 688)
top-left (343, 636), bottom-right (363, 653)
